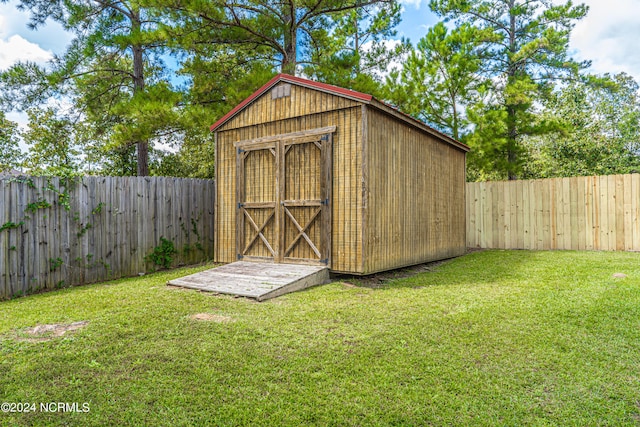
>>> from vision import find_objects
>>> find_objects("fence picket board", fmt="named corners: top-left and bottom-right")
top-left (623, 174), bottom-right (633, 251)
top-left (467, 183), bottom-right (475, 247)
top-left (0, 176), bottom-right (215, 299)
top-left (466, 174), bottom-right (640, 253)
top-left (607, 175), bottom-right (616, 250)
top-left (633, 174), bottom-right (640, 251)
top-left (551, 178), bottom-right (559, 250)
top-left (0, 181), bottom-right (6, 299)
top-left (572, 177), bottom-right (583, 250)
top-left (511, 181), bottom-right (522, 248)
top-left (584, 177), bottom-right (593, 250)
top-left (615, 174), bottom-right (625, 251)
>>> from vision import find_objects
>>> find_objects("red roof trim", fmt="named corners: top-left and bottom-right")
top-left (282, 74), bottom-right (373, 102)
top-left (209, 74), bottom-right (372, 131)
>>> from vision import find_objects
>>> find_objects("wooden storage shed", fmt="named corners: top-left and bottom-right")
top-left (211, 74), bottom-right (469, 275)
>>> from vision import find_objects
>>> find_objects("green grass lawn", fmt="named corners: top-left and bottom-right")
top-left (1, 250), bottom-right (640, 426)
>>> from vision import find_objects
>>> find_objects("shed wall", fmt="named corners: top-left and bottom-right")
top-left (363, 108), bottom-right (466, 274)
top-left (215, 101), bottom-right (364, 273)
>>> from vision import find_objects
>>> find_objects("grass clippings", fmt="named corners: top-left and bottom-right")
top-left (1, 252), bottom-right (640, 426)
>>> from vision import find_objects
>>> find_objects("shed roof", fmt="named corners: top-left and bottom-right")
top-left (210, 74), bottom-right (469, 152)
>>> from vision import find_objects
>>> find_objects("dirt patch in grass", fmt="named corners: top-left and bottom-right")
top-left (190, 313), bottom-right (233, 323)
top-left (333, 259), bottom-right (452, 289)
top-left (335, 249), bottom-right (487, 289)
top-left (8, 321), bottom-right (89, 343)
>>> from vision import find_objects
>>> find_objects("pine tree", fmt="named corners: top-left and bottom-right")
top-left (430, 0), bottom-right (589, 179)
top-left (0, 0), bottom-right (179, 176)
top-left (385, 22), bottom-right (488, 140)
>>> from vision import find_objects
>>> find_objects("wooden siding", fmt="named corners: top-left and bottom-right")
top-left (0, 176), bottom-right (215, 300)
top-left (363, 107), bottom-right (466, 274)
top-left (217, 82), bottom-right (361, 132)
top-left (466, 174), bottom-right (640, 251)
top-left (216, 106), bottom-right (363, 273)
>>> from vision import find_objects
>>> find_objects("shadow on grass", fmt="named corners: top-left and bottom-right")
top-left (330, 249), bottom-right (557, 290)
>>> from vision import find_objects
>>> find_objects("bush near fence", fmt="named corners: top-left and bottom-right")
top-left (466, 174), bottom-right (640, 251)
top-left (0, 176), bottom-right (215, 299)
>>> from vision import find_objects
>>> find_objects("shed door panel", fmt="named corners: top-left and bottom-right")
top-left (235, 128), bottom-right (333, 266)
top-left (237, 144), bottom-right (278, 261)
top-left (282, 135), bottom-right (331, 265)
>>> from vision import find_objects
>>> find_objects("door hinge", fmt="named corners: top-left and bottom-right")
top-left (321, 258), bottom-right (329, 265)
top-left (320, 134), bottom-right (329, 142)
top-left (320, 198), bottom-right (329, 206)
top-left (237, 254), bottom-right (244, 260)
top-left (237, 202), bottom-right (244, 209)
top-left (237, 148), bottom-right (245, 155)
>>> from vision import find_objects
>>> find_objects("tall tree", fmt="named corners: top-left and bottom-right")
top-left (523, 73), bottom-right (640, 178)
top-left (0, 0), bottom-right (178, 176)
top-left (0, 112), bottom-right (22, 173)
top-left (430, 0), bottom-right (589, 180)
top-left (171, 0), bottom-right (398, 75)
top-left (305, 1), bottom-right (405, 95)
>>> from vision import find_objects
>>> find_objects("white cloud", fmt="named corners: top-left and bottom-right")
top-left (0, 1), bottom-right (71, 60)
top-left (399, 0), bottom-right (427, 9)
top-left (570, 0), bottom-right (640, 81)
top-left (0, 34), bottom-right (52, 70)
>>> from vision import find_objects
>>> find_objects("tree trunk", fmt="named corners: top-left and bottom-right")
top-left (507, 107), bottom-right (518, 181)
top-left (282, 3), bottom-right (297, 75)
top-left (506, 0), bottom-right (518, 181)
top-left (132, 8), bottom-right (149, 176)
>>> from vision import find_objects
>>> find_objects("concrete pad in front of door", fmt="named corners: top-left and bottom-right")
top-left (167, 261), bottom-right (330, 301)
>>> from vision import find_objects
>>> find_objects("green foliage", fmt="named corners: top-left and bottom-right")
top-left (91, 202), bottom-right (105, 215)
top-left (190, 218), bottom-right (200, 240)
top-left (182, 243), bottom-right (192, 255)
top-left (7, 176), bottom-right (35, 188)
top-left (25, 197), bottom-right (52, 213)
top-left (49, 257), bottom-right (63, 272)
top-left (306, 1), bottom-right (406, 96)
top-left (145, 237), bottom-right (178, 269)
top-left (429, 0), bottom-right (589, 180)
top-left (75, 201), bottom-right (105, 237)
top-left (172, 0), bottom-right (399, 76)
top-left (0, 0), bottom-right (179, 176)
top-left (76, 222), bottom-right (93, 238)
top-left (20, 108), bottom-right (81, 176)
top-left (0, 221), bottom-right (24, 232)
top-left (385, 22), bottom-right (487, 140)
top-left (43, 178), bottom-right (73, 211)
top-left (523, 73), bottom-right (640, 178)
top-left (0, 111), bottom-right (22, 172)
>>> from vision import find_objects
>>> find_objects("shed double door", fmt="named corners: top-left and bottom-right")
top-left (235, 126), bottom-right (334, 266)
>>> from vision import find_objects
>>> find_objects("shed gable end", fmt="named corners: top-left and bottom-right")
top-left (217, 82), bottom-right (363, 132)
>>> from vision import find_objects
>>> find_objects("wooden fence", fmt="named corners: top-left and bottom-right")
top-left (466, 174), bottom-right (640, 251)
top-left (0, 176), bottom-right (215, 299)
